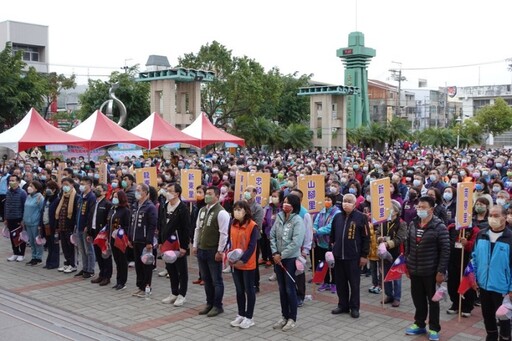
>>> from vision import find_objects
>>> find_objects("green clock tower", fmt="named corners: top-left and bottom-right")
top-left (336, 31), bottom-right (375, 129)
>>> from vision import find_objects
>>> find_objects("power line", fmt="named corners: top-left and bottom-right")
top-left (49, 62), bottom-right (119, 69)
top-left (401, 59), bottom-right (508, 71)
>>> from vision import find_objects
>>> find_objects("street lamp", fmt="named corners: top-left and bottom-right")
top-left (456, 117), bottom-right (462, 149)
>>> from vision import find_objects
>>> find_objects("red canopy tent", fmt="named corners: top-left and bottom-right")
top-left (130, 112), bottom-right (202, 149)
top-left (181, 112), bottom-right (245, 148)
top-left (67, 110), bottom-right (149, 151)
top-left (0, 108), bottom-right (89, 152)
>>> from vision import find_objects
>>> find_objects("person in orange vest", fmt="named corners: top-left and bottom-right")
top-left (228, 200), bottom-right (259, 329)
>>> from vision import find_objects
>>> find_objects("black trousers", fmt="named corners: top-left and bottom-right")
top-left (93, 244), bottom-right (112, 279)
top-left (0, 194), bottom-right (5, 220)
top-left (133, 243), bottom-right (153, 291)
top-left (260, 233), bottom-right (272, 261)
top-left (165, 256), bottom-right (188, 297)
top-left (111, 241), bottom-right (127, 286)
top-left (410, 274), bottom-right (440, 332)
top-left (480, 288), bottom-right (511, 341)
top-left (45, 232), bottom-right (60, 268)
top-left (334, 259), bottom-right (360, 310)
top-left (7, 218), bottom-right (25, 256)
top-left (296, 272), bottom-right (306, 300)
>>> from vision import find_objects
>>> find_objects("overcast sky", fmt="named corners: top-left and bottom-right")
top-left (3, 0), bottom-right (512, 90)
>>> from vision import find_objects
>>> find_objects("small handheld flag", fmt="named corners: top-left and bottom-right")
top-left (384, 255), bottom-right (407, 282)
top-left (457, 261), bottom-right (476, 296)
top-left (312, 261), bottom-right (329, 283)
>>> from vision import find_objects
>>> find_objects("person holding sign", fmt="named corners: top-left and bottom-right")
top-left (329, 193), bottom-right (370, 319)
top-left (404, 196), bottom-right (449, 341)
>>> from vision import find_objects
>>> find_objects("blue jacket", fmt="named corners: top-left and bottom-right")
top-left (76, 191), bottom-right (96, 232)
top-left (472, 227), bottom-right (512, 294)
top-left (23, 192), bottom-right (44, 226)
top-left (270, 212), bottom-right (305, 260)
top-left (0, 173), bottom-right (9, 195)
top-left (329, 209), bottom-right (370, 260)
top-left (130, 199), bottom-right (158, 244)
top-left (5, 187), bottom-right (27, 220)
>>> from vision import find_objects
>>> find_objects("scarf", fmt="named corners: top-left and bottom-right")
top-left (55, 188), bottom-right (76, 220)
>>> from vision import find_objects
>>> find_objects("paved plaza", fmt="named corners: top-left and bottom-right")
top-left (0, 226), bottom-right (487, 341)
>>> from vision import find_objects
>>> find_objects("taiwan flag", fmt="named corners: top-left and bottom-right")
top-left (113, 228), bottom-right (129, 253)
top-left (93, 227), bottom-right (109, 253)
top-left (312, 261), bottom-right (329, 284)
top-left (384, 255), bottom-right (407, 282)
top-left (161, 232), bottom-right (180, 253)
top-left (458, 261), bottom-right (476, 296)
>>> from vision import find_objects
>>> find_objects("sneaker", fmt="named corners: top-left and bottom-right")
top-left (474, 298), bottom-right (481, 306)
top-left (268, 273), bottom-right (277, 281)
top-left (174, 295), bottom-right (186, 307)
top-left (330, 284), bottom-right (337, 293)
top-left (57, 265), bottom-right (67, 272)
top-left (239, 317), bottom-right (255, 329)
top-left (368, 285), bottom-right (376, 293)
top-left (297, 299), bottom-right (304, 307)
top-left (128, 261), bottom-right (135, 268)
top-left (198, 305), bottom-right (212, 315)
top-left (162, 294), bottom-right (177, 304)
top-left (7, 255), bottom-right (18, 262)
top-left (82, 272), bottom-right (93, 279)
top-left (64, 266), bottom-right (77, 273)
top-left (74, 270), bottom-right (84, 277)
top-left (158, 270), bottom-right (168, 277)
top-left (273, 318), bottom-right (287, 329)
top-left (16, 255), bottom-right (24, 262)
top-left (461, 312), bottom-right (471, 318)
top-left (446, 307), bottom-right (458, 314)
top-left (405, 324), bottom-right (427, 335)
top-left (222, 266), bottom-right (231, 273)
top-left (116, 284), bottom-right (126, 291)
top-left (230, 315), bottom-right (245, 327)
top-left (282, 319), bottom-right (296, 331)
top-left (26, 259), bottom-right (37, 266)
top-left (428, 330), bottom-right (440, 341)
top-left (318, 283), bottom-right (330, 292)
top-left (207, 306), bottom-right (224, 317)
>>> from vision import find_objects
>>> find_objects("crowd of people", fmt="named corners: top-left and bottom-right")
top-left (2, 144), bottom-right (512, 340)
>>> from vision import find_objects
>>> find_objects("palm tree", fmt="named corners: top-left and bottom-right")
top-left (420, 128), bottom-right (455, 147)
top-left (281, 123), bottom-right (313, 149)
top-left (386, 118), bottom-right (411, 146)
top-left (232, 115), bottom-right (275, 148)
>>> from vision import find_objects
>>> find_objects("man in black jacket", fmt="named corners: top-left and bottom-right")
top-left (329, 193), bottom-right (370, 319)
top-left (159, 183), bottom-right (191, 307)
top-left (404, 196), bottom-right (449, 341)
top-left (87, 183), bottom-right (112, 286)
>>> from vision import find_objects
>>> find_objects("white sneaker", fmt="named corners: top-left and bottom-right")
top-left (282, 319), bottom-right (296, 331)
top-left (7, 255), bottom-right (17, 262)
top-left (239, 317), bottom-right (255, 329)
top-left (158, 270), bottom-right (168, 277)
top-left (173, 295), bottom-right (186, 307)
top-left (128, 261), bottom-right (135, 268)
top-left (230, 315), bottom-right (245, 327)
top-left (64, 266), bottom-right (77, 273)
top-left (16, 256), bottom-right (24, 262)
top-left (162, 294), bottom-right (177, 304)
top-left (58, 265), bottom-right (67, 272)
top-left (268, 273), bottom-right (277, 281)
top-left (222, 266), bottom-right (231, 273)
top-left (273, 317), bottom-right (287, 329)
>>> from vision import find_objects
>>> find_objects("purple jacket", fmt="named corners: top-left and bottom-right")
top-left (402, 199), bottom-right (418, 225)
top-left (263, 204), bottom-right (280, 237)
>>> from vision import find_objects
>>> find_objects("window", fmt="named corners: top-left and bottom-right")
top-left (12, 44), bottom-right (40, 62)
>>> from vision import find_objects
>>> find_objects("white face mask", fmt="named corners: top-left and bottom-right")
top-left (166, 193), bottom-right (175, 201)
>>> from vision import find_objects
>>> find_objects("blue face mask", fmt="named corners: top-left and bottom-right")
top-left (111, 182), bottom-right (118, 189)
top-left (112, 197), bottom-right (119, 205)
top-left (475, 184), bottom-right (484, 191)
top-left (349, 188), bottom-right (357, 194)
top-left (417, 210), bottom-right (429, 219)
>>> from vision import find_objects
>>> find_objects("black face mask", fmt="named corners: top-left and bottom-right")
top-left (93, 190), bottom-right (102, 197)
top-left (409, 192), bottom-right (417, 200)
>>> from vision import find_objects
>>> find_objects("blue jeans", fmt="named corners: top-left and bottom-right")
top-left (275, 258), bottom-right (298, 321)
top-left (26, 224), bottom-right (43, 260)
top-left (232, 268), bottom-right (256, 319)
top-left (383, 260), bottom-right (402, 301)
top-left (197, 249), bottom-right (224, 309)
top-left (76, 231), bottom-right (95, 273)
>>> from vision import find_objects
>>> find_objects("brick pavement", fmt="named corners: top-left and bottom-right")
top-left (0, 231), bottom-right (487, 341)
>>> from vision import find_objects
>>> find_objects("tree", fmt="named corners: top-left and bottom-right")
top-left (280, 124), bottom-right (313, 150)
top-left (0, 43), bottom-right (47, 129)
top-left (78, 66), bottom-right (150, 130)
top-left (232, 115), bottom-right (276, 149)
top-left (474, 98), bottom-right (512, 138)
top-left (41, 72), bottom-right (77, 119)
top-left (272, 71), bottom-right (311, 125)
top-left (385, 118), bottom-right (411, 146)
top-left (419, 128), bottom-right (455, 147)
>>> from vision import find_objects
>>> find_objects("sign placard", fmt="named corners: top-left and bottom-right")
top-left (370, 177), bottom-right (392, 224)
top-left (297, 175), bottom-right (325, 213)
top-left (135, 167), bottom-right (157, 188)
top-left (456, 182), bottom-right (474, 229)
top-left (181, 169), bottom-right (202, 202)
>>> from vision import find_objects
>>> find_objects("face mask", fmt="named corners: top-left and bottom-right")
top-left (121, 180), bottom-right (128, 188)
top-left (460, 171), bottom-right (466, 177)
top-left (287, 181), bottom-right (294, 188)
top-left (475, 184), bottom-right (484, 191)
top-left (9, 181), bottom-right (17, 188)
top-left (277, 173), bottom-right (284, 180)
top-left (429, 175), bottom-right (437, 182)
top-left (475, 206), bottom-right (486, 214)
top-left (282, 203), bottom-right (293, 213)
top-left (349, 188), bottom-right (357, 194)
top-left (366, 195), bottom-right (371, 202)
top-left (40, 175), bottom-right (47, 181)
top-left (230, 171), bottom-right (236, 177)
top-left (413, 179), bottom-right (421, 187)
top-left (196, 194), bottom-right (204, 201)
top-left (473, 173), bottom-right (480, 178)
top-left (330, 186), bottom-right (338, 194)
top-left (271, 197), bottom-right (279, 205)
top-left (94, 174), bottom-right (100, 179)
top-left (94, 189), bottom-right (102, 197)
top-left (496, 163), bottom-right (503, 168)
top-left (324, 201), bottom-right (333, 209)
top-left (244, 191), bottom-right (252, 200)
top-left (212, 176), bottom-right (220, 183)
top-left (111, 182), bottom-right (118, 189)
top-left (112, 197), bottom-right (119, 205)
top-left (353, 165), bottom-right (359, 170)
top-left (27, 187), bottom-right (34, 194)
top-left (166, 193), bottom-right (175, 201)
top-left (443, 192), bottom-right (453, 201)
top-left (273, 169), bottom-right (279, 175)
top-left (87, 173), bottom-right (93, 177)
top-left (204, 195), bottom-right (214, 204)
top-left (45, 189), bottom-right (53, 196)
top-left (222, 175), bottom-right (229, 181)
top-left (493, 186), bottom-right (501, 193)
top-left (363, 166), bottom-right (368, 172)
top-left (488, 217), bottom-right (502, 229)
top-left (233, 209), bottom-right (245, 221)
top-left (497, 198), bottom-right (507, 206)
top-left (417, 210), bottom-right (429, 219)
top-left (220, 187), bottom-right (227, 194)
top-left (342, 202), bottom-right (354, 212)
top-left (73, 169), bottom-right (79, 174)
top-left (121, 169), bottom-right (128, 175)
top-left (508, 172), bottom-right (512, 177)
top-left (135, 192), bottom-right (142, 200)
top-left (79, 185), bottom-right (86, 193)
top-left (340, 177), bottom-right (348, 184)
top-left (62, 185), bottom-right (70, 193)
top-left (450, 178), bottom-right (458, 185)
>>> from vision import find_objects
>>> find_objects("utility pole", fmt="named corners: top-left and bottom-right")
top-left (121, 58), bottom-right (132, 73)
top-left (389, 61), bottom-right (406, 118)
